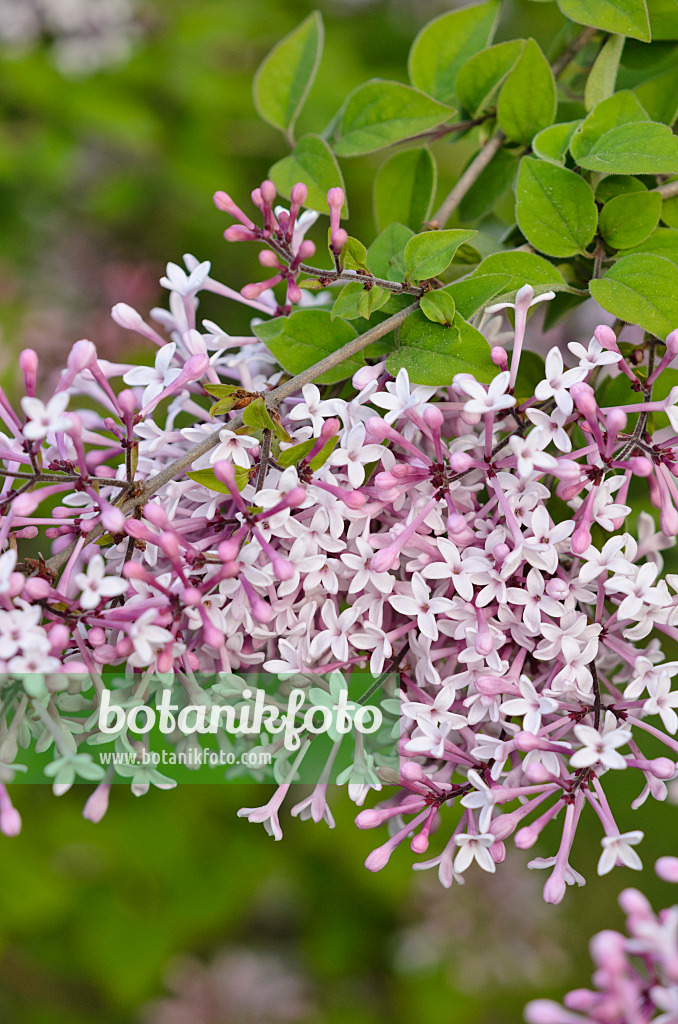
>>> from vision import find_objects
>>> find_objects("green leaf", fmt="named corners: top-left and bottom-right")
top-left (458, 148), bottom-right (519, 219)
top-left (570, 91), bottom-right (678, 173)
top-left (387, 310), bottom-right (495, 384)
top-left (269, 135), bottom-right (346, 214)
top-left (408, 0), bottom-right (500, 105)
top-left (532, 120), bottom-right (582, 165)
top-left (242, 396), bottom-right (276, 432)
top-left (403, 229), bottom-right (477, 282)
top-left (253, 309), bottom-right (362, 384)
top-left (277, 435), bottom-right (338, 469)
top-left (473, 250), bottom-right (570, 295)
top-left (515, 156), bottom-right (598, 257)
top-left (340, 235), bottom-right (369, 273)
top-left (599, 190), bottom-right (662, 248)
top-left (646, 0), bottom-right (678, 38)
top-left (633, 63), bottom-right (678, 124)
top-left (590, 253), bottom-right (678, 338)
top-left (596, 174), bottom-right (647, 201)
top-left (203, 384), bottom-right (245, 399)
top-left (366, 223), bottom-right (415, 282)
top-left (331, 282), bottom-right (390, 320)
top-left (420, 290), bottom-right (457, 325)
top-left (443, 274), bottom-right (513, 318)
top-left (585, 34), bottom-right (625, 112)
top-left (497, 38), bottom-right (556, 144)
top-left (456, 40), bottom-right (524, 118)
top-left (374, 148), bottom-right (436, 233)
top-left (574, 120), bottom-right (678, 173)
top-left (556, 0), bottom-right (651, 41)
top-left (661, 193), bottom-right (678, 228)
top-left (253, 12), bottom-right (324, 140)
top-left (332, 80), bottom-right (455, 157)
top-left (187, 467), bottom-right (249, 494)
top-left (619, 226), bottom-right (678, 260)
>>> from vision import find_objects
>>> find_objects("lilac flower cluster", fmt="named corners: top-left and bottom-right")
top-left (1, 180), bottom-right (678, 902)
top-left (525, 858), bottom-right (678, 1023)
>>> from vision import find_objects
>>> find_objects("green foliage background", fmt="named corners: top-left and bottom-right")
top-left (1, 1), bottom-right (678, 1021)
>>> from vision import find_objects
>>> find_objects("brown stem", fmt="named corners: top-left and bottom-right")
top-left (430, 130), bottom-right (505, 228)
top-left (551, 24), bottom-right (598, 78)
top-left (656, 179), bottom-right (678, 200)
top-left (254, 428), bottom-right (272, 493)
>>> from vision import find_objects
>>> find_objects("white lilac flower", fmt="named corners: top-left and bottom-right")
top-left (570, 721), bottom-right (632, 771)
top-left (597, 830), bottom-right (644, 875)
top-left (534, 347), bottom-right (588, 414)
top-left (21, 392), bottom-right (72, 440)
top-left (370, 367), bottom-right (437, 424)
top-left (453, 370), bottom-right (516, 416)
top-left (74, 553), bottom-right (128, 609)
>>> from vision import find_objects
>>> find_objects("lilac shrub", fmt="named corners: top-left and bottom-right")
top-left (0, 179), bottom-right (677, 907)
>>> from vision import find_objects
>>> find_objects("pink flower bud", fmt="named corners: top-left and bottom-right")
top-left (213, 191), bottom-right (256, 230)
top-left (159, 532), bottom-right (180, 559)
top-left (365, 842), bottom-right (393, 872)
top-left (330, 228), bottom-right (348, 254)
top-left (82, 782), bottom-right (111, 823)
top-left (666, 327), bottom-right (678, 357)
top-left (524, 999), bottom-right (575, 1024)
top-left (118, 389), bottom-right (137, 415)
top-left (290, 182), bottom-right (308, 206)
top-left (627, 456), bottom-right (652, 476)
top-left (218, 539), bottom-right (240, 562)
top-left (102, 504), bottom-right (126, 534)
top-left (23, 577), bottom-right (52, 600)
top-left (571, 524), bottom-right (591, 555)
top-left (261, 180), bottom-right (277, 205)
top-left (123, 561), bottom-right (150, 581)
top-left (224, 225), bottom-right (257, 241)
top-left (606, 408), bottom-right (627, 435)
top-left (449, 452), bottom-right (474, 473)
top-left (297, 239), bottom-right (315, 260)
top-left (594, 324), bottom-right (618, 350)
top-left (259, 250), bottom-right (282, 268)
top-left (491, 346), bottom-right (508, 370)
top-left (111, 303), bottom-right (146, 331)
top-left (327, 187), bottom-right (344, 210)
top-left (656, 856), bottom-right (678, 882)
top-left (423, 405), bottom-right (444, 431)
top-left (67, 339), bottom-right (96, 372)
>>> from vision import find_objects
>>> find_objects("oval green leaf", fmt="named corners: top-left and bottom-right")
top-left (253, 309), bottom-right (362, 384)
top-left (590, 253), bottom-right (678, 339)
top-left (599, 190), bottom-right (662, 248)
top-left (386, 309), bottom-right (495, 384)
top-left (408, 0), bottom-right (500, 105)
top-left (404, 229), bottom-right (477, 282)
top-left (366, 223), bottom-right (415, 282)
top-left (497, 38), bottom-right (556, 144)
top-left (456, 40), bottom-right (524, 118)
top-left (420, 290), bottom-right (456, 325)
top-left (332, 79), bottom-right (455, 157)
top-left (331, 282), bottom-right (390, 320)
top-left (515, 156), bottom-right (598, 257)
top-left (374, 148), bottom-right (436, 233)
top-left (253, 12), bottom-right (324, 140)
top-left (532, 120), bottom-right (582, 165)
top-left (556, 0), bottom-right (650, 42)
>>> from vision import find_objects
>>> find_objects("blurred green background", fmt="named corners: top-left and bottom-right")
top-left (1, 1), bottom-right (677, 1021)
